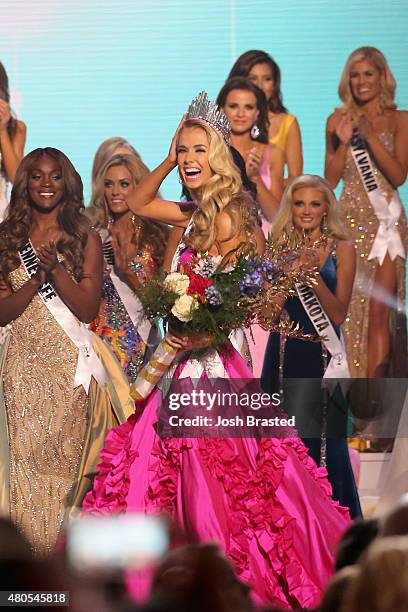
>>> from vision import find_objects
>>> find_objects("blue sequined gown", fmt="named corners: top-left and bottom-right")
top-left (261, 253), bottom-right (362, 518)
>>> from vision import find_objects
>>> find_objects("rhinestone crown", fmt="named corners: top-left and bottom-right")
top-left (186, 91), bottom-right (231, 143)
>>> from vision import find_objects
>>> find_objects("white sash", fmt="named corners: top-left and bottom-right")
top-left (296, 283), bottom-right (350, 381)
top-left (19, 241), bottom-right (106, 393)
top-left (178, 349), bottom-right (227, 381)
top-left (350, 128), bottom-right (405, 265)
top-left (102, 238), bottom-right (154, 344)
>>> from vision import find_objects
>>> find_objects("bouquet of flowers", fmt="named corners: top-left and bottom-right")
top-left (137, 246), bottom-right (275, 350)
top-left (130, 243), bottom-right (319, 401)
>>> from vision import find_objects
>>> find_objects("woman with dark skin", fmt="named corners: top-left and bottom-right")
top-left (0, 148), bottom-right (131, 554)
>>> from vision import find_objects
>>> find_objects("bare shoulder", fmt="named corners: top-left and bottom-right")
top-left (268, 142), bottom-right (284, 160)
top-left (326, 110), bottom-right (341, 130)
top-left (16, 119), bottom-right (27, 134)
top-left (395, 110), bottom-right (408, 129)
top-left (215, 210), bottom-right (234, 242)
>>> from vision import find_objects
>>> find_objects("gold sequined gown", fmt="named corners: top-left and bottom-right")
top-left (340, 132), bottom-right (408, 377)
top-left (0, 264), bottom-right (134, 555)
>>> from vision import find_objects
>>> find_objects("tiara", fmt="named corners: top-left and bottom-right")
top-left (186, 91), bottom-right (231, 143)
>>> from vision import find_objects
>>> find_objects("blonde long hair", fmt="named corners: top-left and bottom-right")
top-left (87, 153), bottom-right (169, 269)
top-left (90, 137), bottom-right (148, 198)
top-left (338, 47), bottom-right (397, 113)
top-left (180, 119), bottom-right (255, 253)
top-left (88, 153), bottom-right (150, 228)
top-left (271, 175), bottom-right (348, 241)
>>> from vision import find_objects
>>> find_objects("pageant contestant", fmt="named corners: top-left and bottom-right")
top-left (84, 94), bottom-right (350, 610)
top-left (227, 50), bottom-right (303, 178)
top-left (261, 175), bottom-right (361, 518)
top-left (325, 46), bottom-right (408, 380)
top-left (0, 62), bottom-right (26, 221)
top-left (0, 148), bottom-right (132, 554)
top-left (0, 62), bottom-right (26, 345)
top-left (217, 76), bottom-right (284, 227)
top-left (87, 153), bottom-right (168, 382)
top-left (90, 136), bottom-right (145, 193)
top-left (217, 76), bottom-right (284, 376)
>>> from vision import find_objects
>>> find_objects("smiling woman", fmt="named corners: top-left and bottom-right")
top-left (325, 47), bottom-right (408, 383)
top-left (227, 50), bottom-right (303, 179)
top-left (87, 151), bottom-right (168, 382)
top-left (0, 147), bottom-right (132, 554)
top-left (83, 97), bottom-right (351, 609)
top-left (217, 76), bottom-right (284, 228)
top-left (262, 174), bottom-right (361, 518)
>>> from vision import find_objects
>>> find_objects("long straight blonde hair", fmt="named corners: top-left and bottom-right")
top-left (271, 175), bottom-right (348, 241)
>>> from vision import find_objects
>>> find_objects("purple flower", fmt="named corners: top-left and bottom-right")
top-left (239, 271), bottom-right (264, 296)
top-left (205, 285), bottom-right (223, 306)
top-left (261, 260), bottom-right (280, 283)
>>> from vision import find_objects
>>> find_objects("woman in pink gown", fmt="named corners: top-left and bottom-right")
top-left (83, 97), bottom-right (350, 610)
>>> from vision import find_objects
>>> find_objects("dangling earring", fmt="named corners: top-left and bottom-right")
top-left (321, 213), bottom-right (328, 233)
top-left (178, 177), bottom-right (183, 184)
top-left (251, 123), bottom-right (260, 140)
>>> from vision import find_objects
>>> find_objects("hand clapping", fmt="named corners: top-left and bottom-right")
top-left (36, 241), bottom-right (59, 276)
top-left (0, 99), bottom-right (11, 132)
top-left (356, 114), bottom-right (375, 142)
top-left (335, 111), bottom-right (353, 146)
top-left (245, 147), bottom-right (262, 178)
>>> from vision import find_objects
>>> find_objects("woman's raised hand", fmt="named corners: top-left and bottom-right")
top-left (167, 115), bottom-right (187, 164)
top-left (335, 111), bottom-right (353, 146)
top-left (0, 100), bottom-right (11, 132)
top-left (245, 147), bottom-right (263, 179)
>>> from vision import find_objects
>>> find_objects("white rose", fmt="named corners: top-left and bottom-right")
top-left (171, 294), bottom-right (199, 323)
top-left (163, 272), bottom-right (190, 296)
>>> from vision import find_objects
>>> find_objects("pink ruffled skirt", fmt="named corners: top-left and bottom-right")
top-left (83, 348), bottom-right (350, 609)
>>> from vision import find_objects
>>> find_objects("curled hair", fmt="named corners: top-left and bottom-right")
top-left (228, 49), bottom-right (288, 114)
top-left (271, 174), bottom-right (348, 241)
top-left (179, 119), bottom-right (256, 253)
top-left (0, 63), bottom-right (18, 141)
top-left (216, 77), bottom-right (269, 143)
top-left (90, 137), bottom-right (145, 200)
top-left (0, 147), bottom-right (90, 280)
top-left (338, 47), bottom-right (397, 112)
top-left (87, 153), bottom-right (169, 270)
